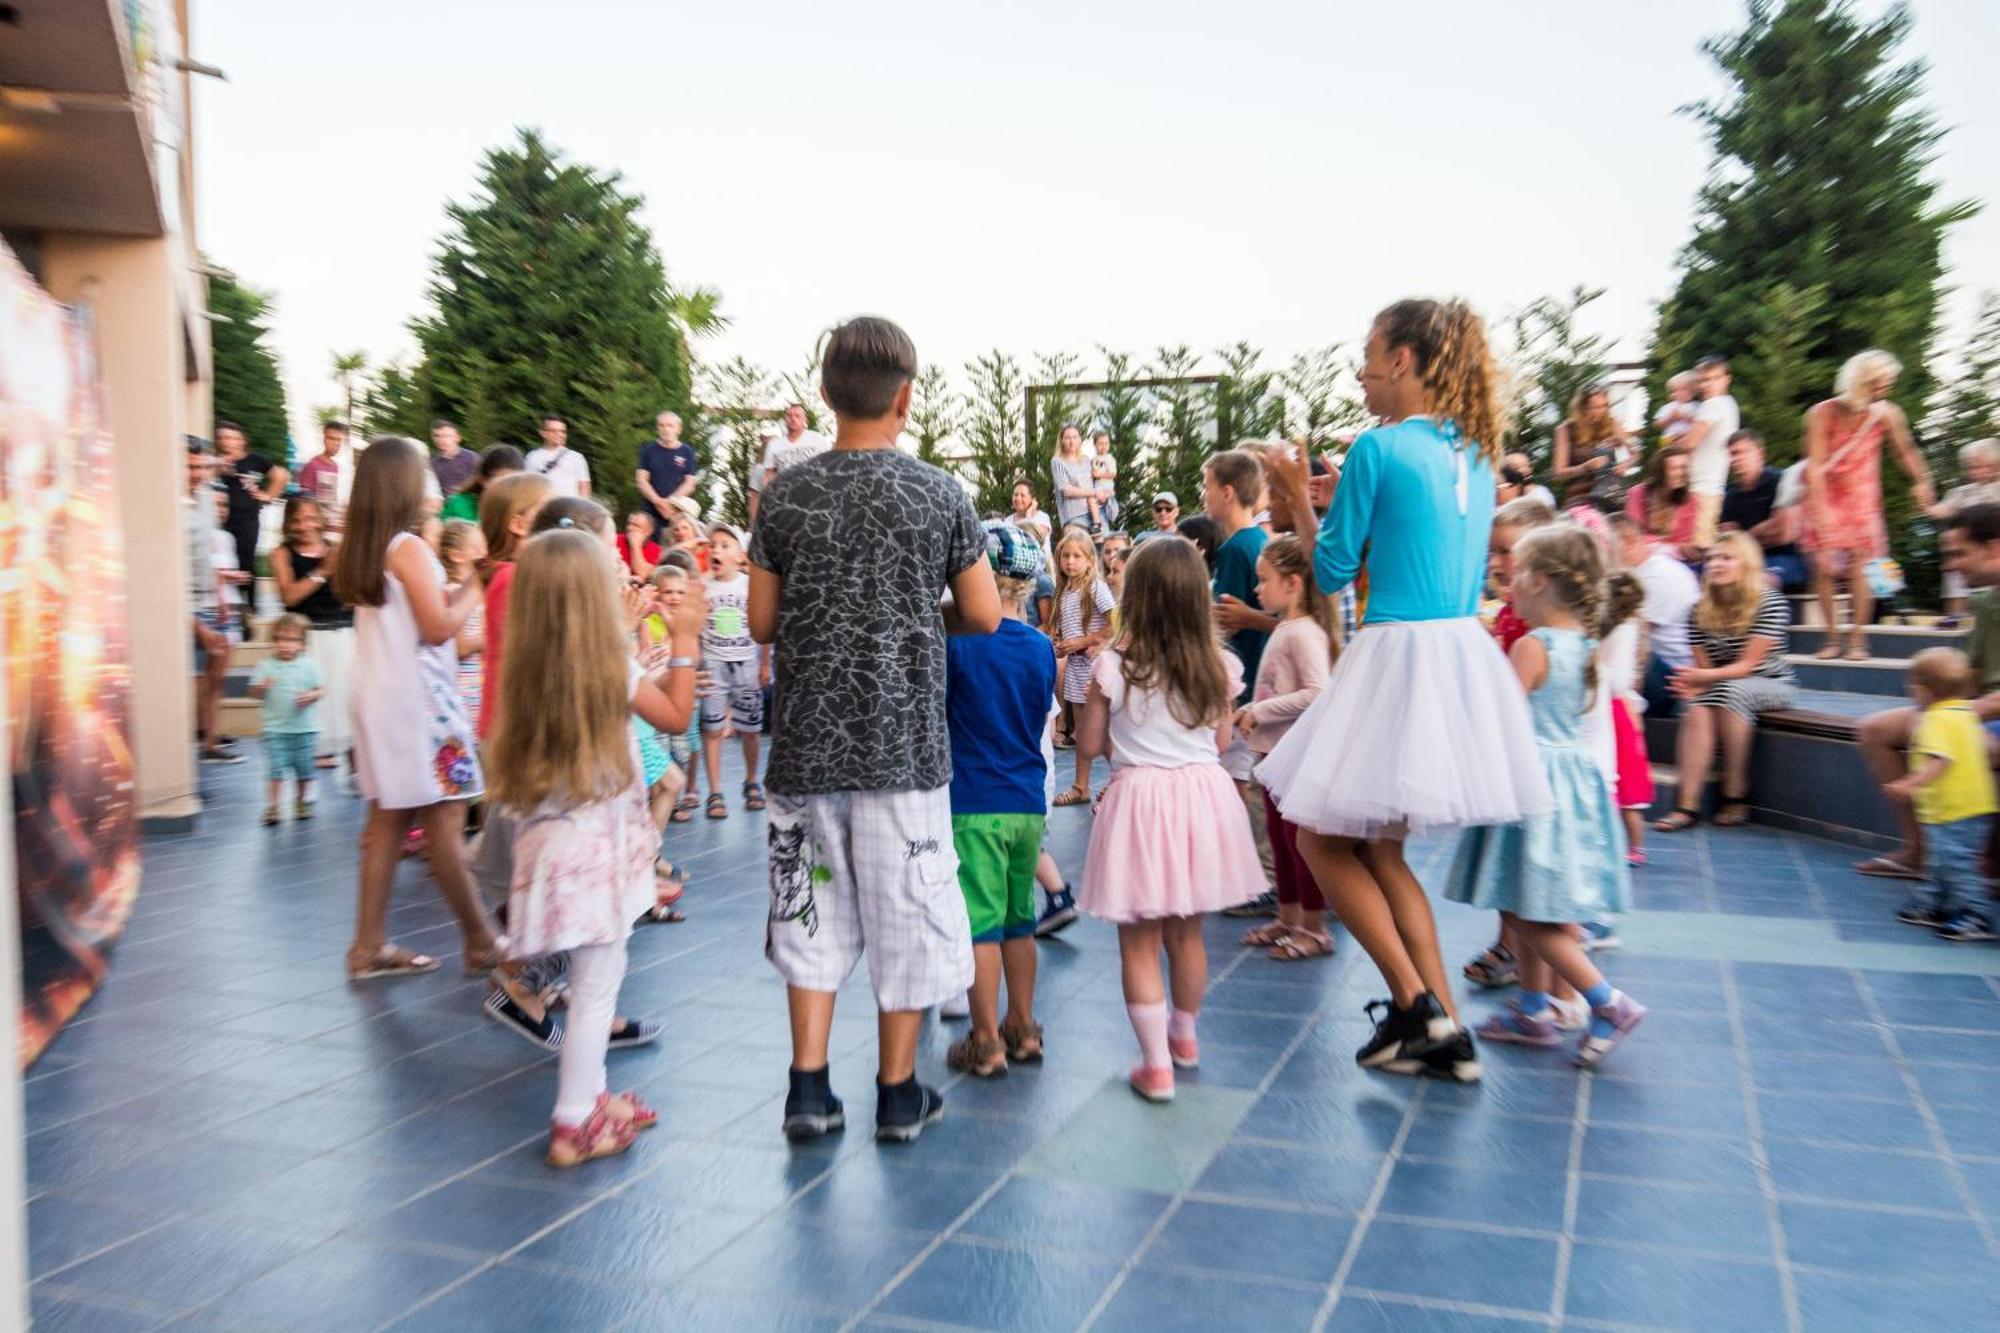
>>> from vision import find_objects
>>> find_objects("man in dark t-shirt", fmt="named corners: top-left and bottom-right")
top-left (430, 419), bottom-right (478, 500)
top-left (1720, 430), bottom-right (1804, 589)
top-left (747, 316), bottom-right (1000, 1146)
top-left (214, 420), bottom-right (289, 580)
top-left (636, 411), bottom-right (698, 528)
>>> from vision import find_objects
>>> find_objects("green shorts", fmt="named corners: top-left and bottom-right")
top-left (952, 813), bottom-right (1044, 943)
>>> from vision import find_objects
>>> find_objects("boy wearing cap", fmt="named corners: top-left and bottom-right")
top-left (700, 521), bottom-right (767, 816)
top-left (941, 524), bottom-right (1059, 1077)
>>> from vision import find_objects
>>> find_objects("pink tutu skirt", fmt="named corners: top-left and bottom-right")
top-left (1079, 762), bottom-right (1266, 923)
top-left (1611, 697), bottom-right (1654, 811)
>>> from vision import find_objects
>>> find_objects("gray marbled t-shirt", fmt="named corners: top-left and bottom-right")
top-left (748, 449), bottom-right (985, 796)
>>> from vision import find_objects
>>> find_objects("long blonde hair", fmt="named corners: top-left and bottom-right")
top-left (1375, 298), bottom-right (1502, 466)
top-left (1695, 532), bottom-right (1770, 638)
top-left (485, 530), bottom-right (635, 811)
top-left (1258, 533), bottom-right (1341, 661)
top-left (1045, 529), bottom-right (1107, 636)
top-left (1114, 538), bottom-right (1234, 730)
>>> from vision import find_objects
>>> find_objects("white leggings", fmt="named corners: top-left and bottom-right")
top-left (553, 938), bottom-right (627, 1126)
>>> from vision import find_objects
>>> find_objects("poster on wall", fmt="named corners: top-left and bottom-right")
top-left (1, 240), bottom-right (141, 1068)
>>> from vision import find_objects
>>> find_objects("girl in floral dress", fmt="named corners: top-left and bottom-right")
top-left (486, 528), bottom-right (701, 1166)
top-left (331, 437), bottom-right (501, 981)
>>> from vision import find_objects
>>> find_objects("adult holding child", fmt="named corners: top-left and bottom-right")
top-left (1800, 349), bottom-right (1936, 661)
top-left (1260, 298), bottom-right (1550, 1083)
top-left (1051, 424), bottom-right (1097, 533)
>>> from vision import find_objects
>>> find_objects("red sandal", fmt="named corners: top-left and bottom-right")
top-left (546, 1094), bottom-right (639, 1168)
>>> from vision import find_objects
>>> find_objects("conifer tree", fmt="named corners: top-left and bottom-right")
top-left (207, 268), bottom-right (292, 463)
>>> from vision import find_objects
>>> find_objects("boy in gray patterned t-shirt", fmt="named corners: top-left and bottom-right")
top-left (748, 316), bottom-right (1001, 1144)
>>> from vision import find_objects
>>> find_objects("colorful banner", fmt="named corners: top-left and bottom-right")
top-left (1, 240), bottom-right (141, 1067)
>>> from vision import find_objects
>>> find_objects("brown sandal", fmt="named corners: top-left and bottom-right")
top-left (1001, 1016), bottom-right (1045, 1064)
top-left (346, 945), bottom-right (440, 982)
top-left (947, 1033), bottom-right (1009, 1078)
top-left (1241, 922), bottom-right (1290, 948)
top-left (1269, 929), bottom-right (1335, 961)
top-left (1052, 784), bottom-right (1092, 808)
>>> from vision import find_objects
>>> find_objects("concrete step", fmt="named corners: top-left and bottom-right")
top-left (1790, 623), bottom-right (1966, 660)
top-left (1643, 687), bottom-right (1896, 849)
top-left (1786, 654), bottom-right (1908, 697)
top-left (217, 696), bottom-right (263, 739)
top-left (229, 640), bottom-right (274, 671)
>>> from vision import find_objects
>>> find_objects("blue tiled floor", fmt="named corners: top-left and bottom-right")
top-left (23, 759), bottom-right (2000, 1331)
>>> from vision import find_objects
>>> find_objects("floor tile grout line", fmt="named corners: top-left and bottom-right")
top-left (1849, 965), bottom-right (2000, 1262)
top-left (1337, 1285), bottom-right (1559, 1326)
top-left (1717, 964), bottom-right (1804, 1333)
top-left (1550, 1065), bottom-right (1593, 1325)
top-left (1307, 1076), bottom-right (1434, 1332)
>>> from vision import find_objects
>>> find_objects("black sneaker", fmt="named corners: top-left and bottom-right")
top-left (483, 986), bottom-right (562, 1051)
top-left (1898, 899), bottom-right (1948, 927)
top-left (1938, 910), bottom-right (1997, 942)
top-left (875, 1076), bottom-right (946, 1143)
top-left (1034, 887), bottom-right (1079, 938)
top-left (1356, 993), bottom-right (1458, 1076)
top-left (1413, 1024), bottom-right (1483, 1084)
top-left (782, 1066), bottom-right (846, 1142)
top-left (608, 1017), bottom-right (663, 1050)
top-left (201, 745), bottom-right (247, 765)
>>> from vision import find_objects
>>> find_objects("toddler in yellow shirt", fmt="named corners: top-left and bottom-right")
top-left (1891, 648), bottom-right (1997, 940)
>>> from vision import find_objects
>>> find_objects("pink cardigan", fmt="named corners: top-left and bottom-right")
top-left (1243, 617), bottom-right (1332, 755)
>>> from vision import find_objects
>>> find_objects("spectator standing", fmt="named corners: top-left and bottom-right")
top-left (215, 419), bottom-right (290, 582)
top-left (297, 421), bottom-right (346, 515)
top-left (430, 419), bottom-right (478, 506)
top-left (1676, 355), bottom-right (1739, 549)
top-left (1720, 430), bottom-right (1806, 591)
top-left (1801, 349), bottom-right (1936, 660)
top-left (748, 405), bottom-right (831, 524)
top-left (1050, 424), bottom-right (1096, 532)
top-left (525, 415), bottom-right (592, 498)
top-left (187, 444), bottom-right (240, 764)
top-left (635, 411), bottom-right (698, 530)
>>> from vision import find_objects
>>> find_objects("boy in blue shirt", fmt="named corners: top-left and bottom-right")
top-left (943, 524), bottom-right (1059, 1077)
top-left (247, 613), bottom-right (324, 825)
top-left (1205, 448), bottom-right (1278, 910)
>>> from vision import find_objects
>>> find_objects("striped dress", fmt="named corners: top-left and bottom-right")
top-left (1689, 588), bottom-right (1796, 720)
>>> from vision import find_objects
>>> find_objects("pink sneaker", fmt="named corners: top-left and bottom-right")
top-left (1128, 1065), bottom-right (1175, 1103)
top-left (1476, 1009), bottom-right (1563, 1048)
top-left (1626, 848), bottom-right (1648, 867)
top-left (1168, 1036), bottom-right (1199, 1069)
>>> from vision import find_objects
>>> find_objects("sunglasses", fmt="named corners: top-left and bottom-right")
top-left (1153, 503), bottom-right (1176, 513)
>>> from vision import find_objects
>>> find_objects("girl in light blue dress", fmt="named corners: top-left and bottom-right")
top-left (1444, 523), bottom-right (1647, 1068)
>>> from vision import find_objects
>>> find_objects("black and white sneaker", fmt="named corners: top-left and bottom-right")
top-left (782, 1067), bottom-right (846, 1142)
top-left (1939, 910), bottom-right (1997, 942)
top-left (1414, 1024), bottom-right (1483, 1083)
top-left (1356, 993), bottom-right (1462, 1077)
top-left (608, 1017), bottom-right (663, 1050)
top-left (1897, 900), bottom-right (1948, 928)
top-left (1034, 888), bottom-right (1079, 938)
top-left (875, 1077), bottom-right (946, 1143)
top-left (483, 986), bottom-right (562, 1051)
top-left (201, 744), bottom-right (247, 765)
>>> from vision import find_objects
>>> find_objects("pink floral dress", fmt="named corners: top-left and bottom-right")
top-left (504, 665), bottom-right (658, 956)
top-left (351, 533), bottom-right (483, 809)
top-left (1802, 401), bottom-right (1890, 558)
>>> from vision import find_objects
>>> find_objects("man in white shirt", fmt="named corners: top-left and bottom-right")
top-left (746, 403), bottom-right (830, 524)
top-left (1678, 356), bottom-right (1739, 548)
top-left (524, 414), bottom-right (592, 498)
top-left (1613, 512), bottom-right (1699, 717)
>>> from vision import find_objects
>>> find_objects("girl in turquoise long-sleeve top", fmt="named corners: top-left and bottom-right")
top-left (1258, 299), bottom-right (1552, 1086)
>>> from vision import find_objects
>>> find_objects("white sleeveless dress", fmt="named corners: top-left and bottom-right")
top-left (350, 532), bottom-right (483, 809)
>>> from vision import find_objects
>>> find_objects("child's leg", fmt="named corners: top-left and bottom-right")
top-left (552, 939), bottom-right (627, 1125)
top-left (1036, 850), bottom-right (1064, 895)
top-left (417, 801), bottom-right (501, 962)
top-left (1622, 808), bottom-right (1645, 857)
top-left (1359, 838), bottom-right (1458, 1021)
top-left (266, 778), bottom-right (282, 809)
top-left (739, 728), bottom-right (762, 784)
top-left (701, 726), bottom-right (726, 803)
top-left (351, 803), bottom-right (419, 960)
top-left (1162, 914), bottom-right (1207, 1058)
top-left (967, 941), bottom-right (1003, 1041)
top-left (1000, 936), bottom-right (1038, 1028)
top-left (1514, 919), bottom-right (1637, 1044)
top-left (1297, 832), bottom-right (1426, 1006)
top-left (1118, 920), bottom-right (1171, 1070)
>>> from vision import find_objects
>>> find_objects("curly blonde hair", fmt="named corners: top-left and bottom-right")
top-left (1375, 298), bottom-right (1502, 467)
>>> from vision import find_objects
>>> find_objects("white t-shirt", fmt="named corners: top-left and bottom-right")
top-left (1687, 395), bottom-right (1740, 497)
top-left (701, 572), bottom-right (756, 663)
top-left (524, 445), bottom-right (591, 498)
top-left (210, 530), bottom-right (239, 614)
top-left (1655, 399), bottom-right (1699, 446)
top-left (1095, 648), bottom-right (1240, 770)
top-left (751, 431), bottom-right (831, 493)
top-left (1634, 551), bottom-right (1700, 669)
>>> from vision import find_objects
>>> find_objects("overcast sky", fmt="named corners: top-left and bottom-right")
top-left (191, 0), bottom-right (2000, 449)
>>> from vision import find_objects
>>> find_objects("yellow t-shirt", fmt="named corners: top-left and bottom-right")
top-left (1910, 699), bottom-right (1998, 825)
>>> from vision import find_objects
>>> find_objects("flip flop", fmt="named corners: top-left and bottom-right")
top-left (1052, 784), bottom-right (1092, 808)
top-left (347, 945), bottom-right (440, 983)
top-left (1855, 855), bottom-right (1923, 881)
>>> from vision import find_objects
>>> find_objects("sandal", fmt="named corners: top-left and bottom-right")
top-left (1713, 798), bottom-right (1751, 828)
top-left (1463, 945), bottom-right (1518, 990)
top-left (1855, 855), bottom-right (1924, 881)
top-left (1653, 807), bottom-right (1699, 833)
top-left (346, 945), bottom-right (440, 983)
top-left (671, 796), bottom-right (697, 824)
top-left (604, 1090), bottom-right (659, 1130)
top-left (1000, 1016), bottom-right (1045, 1064)
top-left (1241, 922), bottom-right (1291, 948)
top-left (705, 794), bottom-right (728, 820)
top-left (947, 1033), bottom-right (1009, 1078)
top-left (742, 781), bottom-right (767, 812)
top-left (1269, 929), bottom-right (1335, 961)
top-left (1844, 644), bottom-right (1871, 662)
top-left (1053, 732), bottom-right (1076, 751)
top-left (1814, 644), bottom-right (1842, 660)
top-left (546, 1095), bottom-right (639, 1168)
top-left (463, 942), bottom-right (507, 977)
top-left (1052, 784), bottom-right (1092, 808)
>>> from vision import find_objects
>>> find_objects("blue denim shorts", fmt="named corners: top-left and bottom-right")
top-left (1923, 816), bottom-right (1989, 916)
top-left (265, 731), bottom-right (318, 781)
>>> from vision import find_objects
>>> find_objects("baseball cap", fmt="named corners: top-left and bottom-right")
top-left (1151, 491), bottom-right (1179, 508)
top-left (706, 521), bottom-right (746, 547)
top-left (983, 521), bottom-right (1044, 579)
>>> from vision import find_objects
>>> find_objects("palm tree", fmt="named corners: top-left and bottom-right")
top-left (330, 350), bottom-right (368, 430)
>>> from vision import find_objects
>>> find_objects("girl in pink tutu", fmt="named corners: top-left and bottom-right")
top-left (1076, 538), bottom-right (1266, 1103)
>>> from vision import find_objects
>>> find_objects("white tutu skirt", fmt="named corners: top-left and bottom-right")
top-left (1257, 616), bottom-right (1552, 840)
